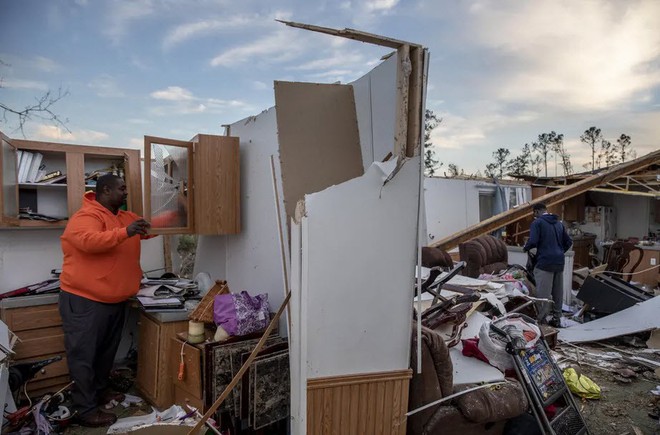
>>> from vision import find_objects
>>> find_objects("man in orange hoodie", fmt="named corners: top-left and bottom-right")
top-left (59, 174), bottom-right (151, 427)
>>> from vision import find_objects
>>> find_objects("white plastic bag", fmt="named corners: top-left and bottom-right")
top-left (478, 316), bottom-right (541, 372)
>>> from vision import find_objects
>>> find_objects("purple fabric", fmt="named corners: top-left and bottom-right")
top-left (213, 291), bottom-right (270, 336)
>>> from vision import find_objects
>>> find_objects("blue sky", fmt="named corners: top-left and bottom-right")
top-left (1, 0), bottom-right (659, 175)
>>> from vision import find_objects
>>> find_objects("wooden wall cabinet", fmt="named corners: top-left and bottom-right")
top-left (0, 301), bottom-right (69, 398)
top-left (0, 131), bottom-right (142, 229)
top-left (144, 134), bottom-right (240, 235)
top-left (135, 312), bottom-right (188, 409)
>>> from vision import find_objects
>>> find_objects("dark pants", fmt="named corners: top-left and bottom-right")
top-left (533, 268), bottom-right (563, 322)
top-left (59, 291), bottom-right (126, 416)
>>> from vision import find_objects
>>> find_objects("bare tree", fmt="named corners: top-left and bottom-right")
top-left (533, 133), bottom-right (554, 177)
top-left (548, 131), bottom-right (573, 175)
top-left (615, 134), bottom-right (633, 163)
top-left (0, 60), bottom-right (69, 136)
top-left (580, 127), bottom-right (602, 172)
top-left (490, 147), bottom-right (511, 178)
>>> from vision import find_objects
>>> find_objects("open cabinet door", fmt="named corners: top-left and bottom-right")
top-left (144, 136), bottom-right (194, 234)
top-left (0, 131), bottom-right (19, 226)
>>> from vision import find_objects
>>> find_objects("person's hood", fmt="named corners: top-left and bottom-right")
top-left (82, 191), bottom-right (114, 216)
top-left (539, 213), bottom-right (560, 224)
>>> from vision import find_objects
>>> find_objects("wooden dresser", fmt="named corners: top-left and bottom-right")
top-left (0, 294), bottom-right (69, 398)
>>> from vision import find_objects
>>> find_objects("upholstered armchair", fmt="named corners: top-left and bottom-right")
top-left (459, 235), bottom-right (509, 278)
top-left (407, 325), bottom-right (528, 435)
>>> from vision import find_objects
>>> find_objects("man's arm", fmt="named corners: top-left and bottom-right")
top-left (63, 215), bottom-right (130, 254)
top-left (63, 217), bottom-right (149, 253)
top-left (523, 220), bottom-right (540, 252)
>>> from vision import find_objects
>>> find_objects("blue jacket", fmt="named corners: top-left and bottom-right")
top-left (523, 213), bottom-right (573, 271)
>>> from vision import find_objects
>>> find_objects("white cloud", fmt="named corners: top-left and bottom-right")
top-left (163, 15), bottom-right (256, 50)
top-left (150, 86), bottom-right (195, 101)
top-left (467, 0), bottom-right (660, 110)
top-left (149, 86), bottom-right (251, 115)
top-left (34, 125), bottom-right (109, 144)
top-left (210, 29), bottom-right (304, 67)
top-left (103, 0), bottom-right (155, 45)
top-left (365, 0), bottom-right (399, 12)
top-left (252, 81), bottom-right (268, 90)
top-left (290, 50), bottom-right (365, 71)
top-left (88, 74), bottom-right (125, 98)
top-left (1, 78), bottom-right (48, 91)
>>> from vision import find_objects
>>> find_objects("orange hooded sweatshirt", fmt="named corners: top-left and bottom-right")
top-left (60, 192), bottom-right (146, 303)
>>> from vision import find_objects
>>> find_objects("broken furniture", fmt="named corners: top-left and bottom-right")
top-left (135, 311), bottom-right (188, 409)
top-left (422, 246), bottom-right (454, 268)
top-left (0, 131), bottom-right (143, 228)
top-left (0, 294), bottom-right (70, 398)
top-left (571, 233), bottom-right (597, 269)
top-left (624, 244), bottom-right (660, 288)
top-left (577, 273), bottom-right (652, 316)
top-left (408, 325), bottom-right (528, 435)
top-left (603, 241), bottom-right (644, 282)
top-left (144, 134), bottom-right (240, 235)
top-left (459, 235), bottom-right (509, 278)
top-left (172, 329), bottom-right (288, 432)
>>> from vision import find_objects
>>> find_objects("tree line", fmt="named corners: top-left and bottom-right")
top-left (424, 110), bottom-right (636, 178)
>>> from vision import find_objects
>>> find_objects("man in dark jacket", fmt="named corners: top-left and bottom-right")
top-left (523, 203), bottom-right (573, 327)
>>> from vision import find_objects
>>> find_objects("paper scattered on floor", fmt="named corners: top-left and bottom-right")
top-left (107, 405), bottom-right (193, 434)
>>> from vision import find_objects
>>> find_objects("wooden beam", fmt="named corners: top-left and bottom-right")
top-left (429, 149), bottom-right (660, 251)
top-left (588, 187), bottom-right (659, 198)
top-left (406, 46), bottom-right (423, 157)
top-left (394, 45), bottom-right (411, 160)
top-left (276, 20), bottom-right (420, 49)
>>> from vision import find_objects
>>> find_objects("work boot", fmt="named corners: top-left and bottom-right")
top-left (76, 409), bottom-right (117, 427)
top-left (549, 318), bottom-right (562, 328)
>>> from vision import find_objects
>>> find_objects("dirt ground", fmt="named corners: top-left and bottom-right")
top-left (554, 341), bottom-right (660, 435)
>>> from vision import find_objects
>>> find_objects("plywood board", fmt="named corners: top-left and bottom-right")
top-left (301, 157), bottom-right (420, 378)
top-left (274, 81), bottom-right (364, 221)
top-left (558, 296), bottom-right (660, 343)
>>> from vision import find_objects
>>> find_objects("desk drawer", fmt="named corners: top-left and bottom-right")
top-left (170, 338), bottom-right (203, 398)
top-left (13, 326), bottom-right (65, 360)
top-left (2, 304), bottom-right (62, 332)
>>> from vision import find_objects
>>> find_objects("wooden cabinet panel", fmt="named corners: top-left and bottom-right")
top-left (136, 313), bottom-right (160, 401)
top-left (136, 312), bottom-right (188, 409)
top-left (12, 326), bottom-right (65, 360)
top-left (170, 338), bottom-right (202, 398)
top-left (193, 134), bottom-right (240, 235)
top-left (2, 303), bottom-right (62, 332)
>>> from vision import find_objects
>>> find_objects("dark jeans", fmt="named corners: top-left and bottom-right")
top-left (59, 291), bottom-right (126, 416)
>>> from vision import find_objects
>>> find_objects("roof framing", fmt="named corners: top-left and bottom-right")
top-left (429, 149), bottom-right (660, 251)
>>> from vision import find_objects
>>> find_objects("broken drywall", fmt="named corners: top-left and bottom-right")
top-left (558, 297), bottom-right (660, 343)
top-left (299, 156), bottom-right (420, 378)
top-left (274, 81), bottom-right (364, 221)
top-left (350, 53), bottom-right (398, 168)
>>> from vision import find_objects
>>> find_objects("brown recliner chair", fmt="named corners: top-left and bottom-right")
top-left (459, 235), bottom-right (509, 278)
top-left (407, 325), bottom-right (528, 435)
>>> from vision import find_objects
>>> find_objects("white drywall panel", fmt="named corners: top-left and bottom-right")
top-left (613, 194), bottom-right (650, 238)
top-left (302, 157), bottom-right (420, 378)
top-left (194, 108), bottom-right (288, 335)
top-left (424, 178), bottom-right (476, 244)
top-left (558, 296), bottom-right (660, 343)
top-left (350, 54), bottom-right (398, 166)
top-left (350, 72), bottom-right (374, 168)
top-left (289, 219), bottom-right (305, 434)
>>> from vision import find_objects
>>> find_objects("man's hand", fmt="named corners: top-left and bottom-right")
top-left (127, 219), bottom-right (151, 237)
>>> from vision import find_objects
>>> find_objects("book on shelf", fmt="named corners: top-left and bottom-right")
top-left (18, 151), bottom-right (33, 183)
top-left (38, 171), bottom-right (64, 184)
top-left (26, 153), bottom-right (44, 182)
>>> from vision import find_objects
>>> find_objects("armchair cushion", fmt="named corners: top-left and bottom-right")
top-left (459, 235), bottom-right (509, 278)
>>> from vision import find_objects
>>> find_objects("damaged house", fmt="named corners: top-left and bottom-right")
top-left (1, 19), bottom-right (659, 435)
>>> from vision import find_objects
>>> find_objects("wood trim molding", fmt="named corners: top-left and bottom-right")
top-left (307, 369), bottom-right (412, 390)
